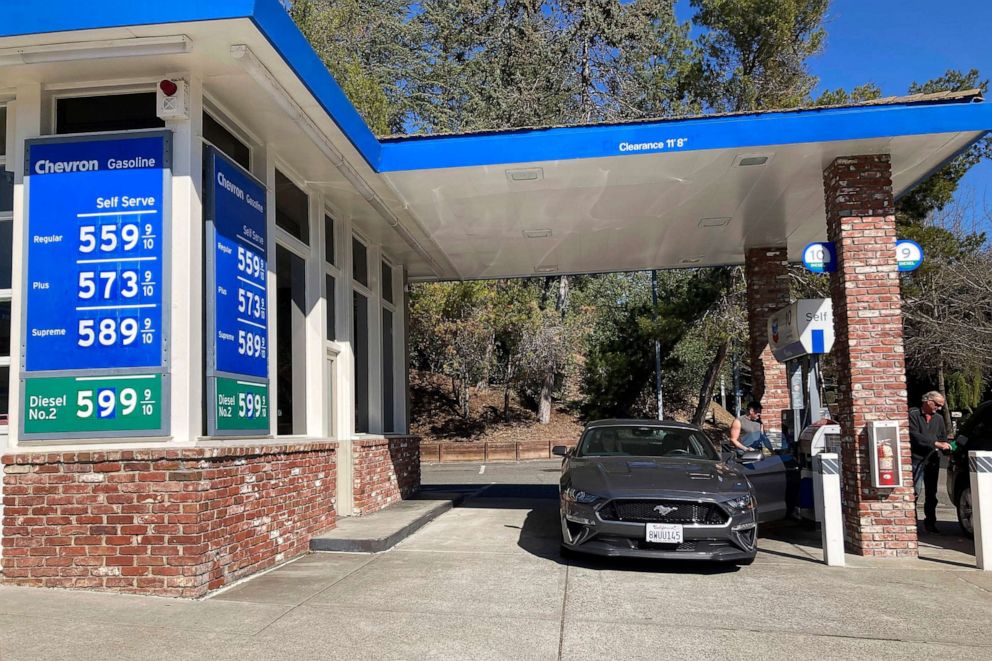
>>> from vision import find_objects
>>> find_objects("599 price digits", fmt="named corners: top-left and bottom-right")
top-left (76, 387), bottom-right (155, 419)
top-left (238, 392), bottom-right (267, 420)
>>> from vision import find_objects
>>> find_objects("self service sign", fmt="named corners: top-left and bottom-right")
top-left (21, 132), bottom-right (171, 439)
top-left (205, 147), bottom-right (270, 435)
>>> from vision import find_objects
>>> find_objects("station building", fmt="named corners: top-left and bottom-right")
top-left (1, 0), bottom-right (991, 596)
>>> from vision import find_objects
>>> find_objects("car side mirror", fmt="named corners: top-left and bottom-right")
top-left (740, 450), bottom-right (762, 464)
top-left (552, 445), bottom-right (569, 457)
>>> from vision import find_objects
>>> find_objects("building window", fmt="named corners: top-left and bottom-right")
top-left (352, 236), bottom-right (368, 287)
top-left (0, 104), bottom-right (10, 426)
top-left (324, 214), bottom-right (335, 267)
top-left (203, 112), bottom-right (250, 170)
top-left (325, 274), bottom-right (336, 341)
top-left (56, 93), bottom-right (163, 134)
top-left (381, 261), bottom-right (394, 305)
top-left (382, 307), bottom-right (394, 433)
top-left (274, 170), bottom-right (310, 244)
top-left (276, 245), bottom-right (307, 435)
top-left (353, 291), bottom-right (369, 433)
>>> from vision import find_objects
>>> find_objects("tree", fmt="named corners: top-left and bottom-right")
top-left (691, 0), bottom-right (829, 112)
top-left (289, 0), bottom-right (422, 133)
top-left (895, 69), bottom-right (992, 418)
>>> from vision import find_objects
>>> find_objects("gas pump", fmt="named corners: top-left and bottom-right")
top-left (767, 299), bottom-right (837, 521)
top-left (767, 299), bottom-right (835, 445)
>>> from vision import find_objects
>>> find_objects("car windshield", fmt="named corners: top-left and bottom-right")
top-left (576, 426), bottom-right (718, 460)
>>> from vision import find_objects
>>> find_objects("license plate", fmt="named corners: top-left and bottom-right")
top-left (646, 523), bottom-right (683, 544)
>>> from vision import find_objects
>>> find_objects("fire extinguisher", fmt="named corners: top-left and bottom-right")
top-left (877, 440), bottom-right (896, 486)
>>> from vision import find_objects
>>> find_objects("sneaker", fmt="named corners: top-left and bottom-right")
top-left (923, 521), bottom-right (940, 534)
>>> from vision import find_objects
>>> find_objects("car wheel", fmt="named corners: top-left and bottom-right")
top-left (559, 544), bottom-right (576, 559)
top-left (736, 556), bottom-right (756, 566)
top-left (958, 487), bottom-right (975, 539)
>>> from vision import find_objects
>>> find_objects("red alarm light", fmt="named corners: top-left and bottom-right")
top-left (159, 79), bottom-right (178, 97)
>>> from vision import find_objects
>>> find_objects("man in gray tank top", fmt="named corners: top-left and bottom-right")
top-left (730, 401), bottom-right (766, 452)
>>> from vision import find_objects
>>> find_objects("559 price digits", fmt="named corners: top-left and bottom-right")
top-left (79, 223), bottom-right (154, 253)
top-left (236, 245), bottom-right (265, 280)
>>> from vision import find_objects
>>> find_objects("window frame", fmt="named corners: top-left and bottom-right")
top-left (323, 208), bottom-right (341, 345)
top-left (0, 102), bottom-right (12, 427)
top-left (49, 86), bottom-right (162, 136)
top-left (272, 161), bottom-right (313, 437)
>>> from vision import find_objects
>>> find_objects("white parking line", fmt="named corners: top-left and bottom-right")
top-left (479, 465), bottom-right (486, 475)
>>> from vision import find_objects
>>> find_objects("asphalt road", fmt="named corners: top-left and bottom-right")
top-left (1, 460), bottom-right (987, 661)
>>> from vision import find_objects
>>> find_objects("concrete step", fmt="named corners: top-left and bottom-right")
top-left (309, 494), bottom-right (464, 553)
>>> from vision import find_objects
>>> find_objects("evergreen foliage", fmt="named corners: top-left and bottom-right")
top-left (286, 2), bottom-right (991, 426)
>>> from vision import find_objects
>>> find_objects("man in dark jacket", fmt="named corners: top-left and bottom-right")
top-left (908, 391), bottom-right (950, 533)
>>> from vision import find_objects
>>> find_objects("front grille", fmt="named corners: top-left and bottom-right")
top-left (599, 500), bottom-right (728, 525)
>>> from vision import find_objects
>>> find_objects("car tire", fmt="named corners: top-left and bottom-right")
top-left (957, 486), bottom-right (975, 539)
top-left (735, 556), bottom-right (756, 566)
top-left (559, 544), bottom-right (576, 560)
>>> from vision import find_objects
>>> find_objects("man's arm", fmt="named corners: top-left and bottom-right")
top-left (729, 419), bottom-right (748, 451)
top-left (908, 410), bottom-right (935, 453)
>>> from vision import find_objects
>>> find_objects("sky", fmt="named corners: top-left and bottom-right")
top-left (678, 0), bottom-right (992, 228)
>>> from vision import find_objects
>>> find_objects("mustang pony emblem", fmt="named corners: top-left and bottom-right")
top-left (653, 505), bottom-right (678, 516)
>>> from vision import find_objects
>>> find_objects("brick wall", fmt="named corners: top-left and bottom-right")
top-left (744, 246), bottom-right (792, 430)
top-left (1, 442), bottom-right (337, 597)
top-left (824, 154), bottom-right (917, 558)
top-left (353, 437), bottom-right (420, 515)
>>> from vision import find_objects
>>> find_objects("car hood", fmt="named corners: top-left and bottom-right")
top-left (566, 456), bottom-right (750, 498)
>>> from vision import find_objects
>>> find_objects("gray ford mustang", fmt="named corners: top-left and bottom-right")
top-left (555, 419), bottom-right (796, 564)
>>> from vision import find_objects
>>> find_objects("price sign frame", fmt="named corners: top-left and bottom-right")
top-left (204, 147), bottom-right (270, 437)
top-left (19, 130), bottom-right (172, 440)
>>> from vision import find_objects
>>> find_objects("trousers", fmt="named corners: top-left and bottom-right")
top-left (913, 456), bottom-right (940, 524)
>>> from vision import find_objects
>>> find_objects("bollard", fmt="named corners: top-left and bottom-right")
top-left (813, 453), bottom-right (845, 566)
top-left (969, 451), bottom-right (992, 570)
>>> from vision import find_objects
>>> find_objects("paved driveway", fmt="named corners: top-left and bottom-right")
top-left (1, 460), bottom-right (989, 660)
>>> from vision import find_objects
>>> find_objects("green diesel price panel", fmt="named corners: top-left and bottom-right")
top-left (22, 374), bottom-right (164, 437)
top-left (213, 377), bottom-right (269, 433)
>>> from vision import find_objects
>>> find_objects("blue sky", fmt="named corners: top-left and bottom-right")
top-left (677, 0), bottom-right (992, 226)
top-left (810, 0), bottom-right (992, 218)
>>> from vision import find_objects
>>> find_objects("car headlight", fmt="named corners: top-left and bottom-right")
top-left (724, 494), bottom-right (754, 512)
top-left (562, 487), bottom-right (602, 505)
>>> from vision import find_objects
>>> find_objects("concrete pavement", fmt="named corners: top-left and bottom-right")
top-left (1, 460), bottom-right (989, 660)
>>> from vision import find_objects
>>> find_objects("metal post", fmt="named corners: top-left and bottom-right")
top-left (732, 352), bottom-right (741, 417)
top-left (813, 453), bottom-right (846, 566)
top-left (970, 451), bottom-right (992, 570)
top-left (651, 270), bottom-right (663, 420)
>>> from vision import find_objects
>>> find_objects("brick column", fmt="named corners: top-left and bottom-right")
top-left (824, 154), bottom-right (917, 558)
top-left (744, 247), bottom-right (791, 431)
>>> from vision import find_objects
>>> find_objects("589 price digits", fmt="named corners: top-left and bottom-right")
top-left (78, 318), bottom-right (155, 348)
top-left (237, 330), bottom-right (266, 359)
